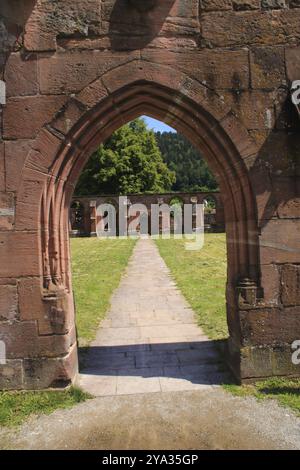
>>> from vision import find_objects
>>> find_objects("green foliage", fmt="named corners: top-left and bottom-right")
top-left (155, 131), bottom-right (218, 192)
top-left (71, 237), bottom-right (136, 345)
top-left (224, 377), bottom-right (300, 415)
top-left (76, 118), bottom-right (175, 195)
top-left (76, 118), bottom-right (218, 196)
top-left (0, 387), bottom-right (90, 427)
top-left (156, 234), bottom-right (228, 340)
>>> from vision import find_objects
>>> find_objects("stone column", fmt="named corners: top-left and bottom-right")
top-left (83, 201), bottom-right (91, 236)
top-left (89, 200), bottom-right (97, 237)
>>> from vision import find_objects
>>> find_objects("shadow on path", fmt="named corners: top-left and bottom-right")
top-left (78, 339), bottom-right (233, 396)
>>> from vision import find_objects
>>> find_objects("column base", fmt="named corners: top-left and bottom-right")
top-left (0, 343), bottom-right (78, 391)
top-left (224, 338), bottom-right (300, 384)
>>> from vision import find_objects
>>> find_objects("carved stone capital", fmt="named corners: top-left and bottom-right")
top-left (237, 278), bottom-right (258, 309)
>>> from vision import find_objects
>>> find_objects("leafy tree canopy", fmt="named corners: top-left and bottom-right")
top-left (75, 118), bottom-right (218, 196)
top-left (155, 132), bottom-right (218, 192)
top-left (75, 118), bottom-right (176, 196)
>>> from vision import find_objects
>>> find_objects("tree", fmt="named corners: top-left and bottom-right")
top-left (75, 118), bottom-right (176, 195)
top-left (155, 131), bottom-right (218, 192)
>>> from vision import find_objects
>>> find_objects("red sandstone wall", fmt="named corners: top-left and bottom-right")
top-left (0, 0), bottom-right (299, 387)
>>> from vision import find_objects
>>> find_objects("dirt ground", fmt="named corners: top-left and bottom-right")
top-left (1, 388), bottom-right (300, 450)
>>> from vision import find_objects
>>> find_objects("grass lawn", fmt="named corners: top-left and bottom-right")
top-left (155, 233), bottom-right (228, 340)
top-left (156, 234), bottom-right (300, 415)
top-left (224, 378), bottom-right (300, 416)
top-left (71, 237), bottom-right (136, 345)
top-left (0, 238), bottom-right (135, 428)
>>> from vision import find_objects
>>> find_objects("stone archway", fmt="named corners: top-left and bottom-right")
top-left (1, 1), bottom-right (300, 390)
top-left (4, 67), bottom-right (260, 389)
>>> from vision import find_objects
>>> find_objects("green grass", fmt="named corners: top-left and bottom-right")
top-left (71, 237), bottom-right (136, 345)
top-left (0, 386), bottom-right (90, 427)
top-left (156, 234), bottom-right (228, 340)
top-left (224, 378), bottom-right (300, 415)
top-left (0, 238), bottom-right (135, 428)
top-left (156, 235), bottom-right (300, 415)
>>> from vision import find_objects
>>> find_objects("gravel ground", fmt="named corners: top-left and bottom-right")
top-left (1, 388), bottom-right (300, 450)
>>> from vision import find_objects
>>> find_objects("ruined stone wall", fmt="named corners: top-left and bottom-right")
top-left (0, 0), bottom-right (299, 388)
top-left (70, 192), bottom-right (225, 235)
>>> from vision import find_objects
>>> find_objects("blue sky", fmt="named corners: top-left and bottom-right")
top-left (142, 115), bottom-right (176, 133)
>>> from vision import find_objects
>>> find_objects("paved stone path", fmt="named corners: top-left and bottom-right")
top-left (78, 238), bottom-right (227, 396)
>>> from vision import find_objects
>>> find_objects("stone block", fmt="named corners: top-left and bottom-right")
top-left (23, 343), bottom-right (78, 389)
top-left (4, 139), bottom-right (32, 192)
top-left (261, 264), bottom-right (280, 306)
top-left (24, 0), bottom-right (102, 52)
top-left (233, 0), bottom-right (261, 9)
top-left (24, 128), bottom-right (62, 174)
top-left (102, 0), bottom-right (199, 39)
top-left (240, 307), bottom-right (300, 346)
top-left (201, 10), bottom-right (300, 48)
top-left (38, 50), bottom-right (139, 95)
top-left (250, 46), bottom-right (286, 89)
top-left (14, 169), bottom-right (46, 232)
top-left (0, 360), bottom-right (23, 390)
top-left (142, 49), bottom-right (250, 90)
top-left (3, 95), bottom-right (67, 139)
top-left (5, 52), bottom-right (38, 97)
top-left (18, 277), bottom-right (44, 322)
top-left (232, 90), bottom-right (276, 130)
top-left (0, 284), bottom-right (18, 321)
top-left (261, 0), bottom-right (288, 9)
top-left (0, 231), bottom-right (40, 277)
top-left (0, 320), bottom-right (75, 360)
top-left (18, 277), bottom-right (74, 336)
top-left (0, 321), bottom-right (38, 359)
top-left (0, 142), bottom-right (4, 192)
top-left (200, 0), bottom-right (232, 11)
top-left (0, 192), bottom-right (14, 230)
top-left (37, 326), bottom-right (76, 358)
top-left (285, 47), bottom-right (300, 82)
top-left (273, 177), bottom-right (300, 219)
top-left (77, 79), bottom-right (109, 109)
top-left (220, 113), bottom-right (257, 159)
top-left (260, 219), bottom-right (300, 264)
top-left (51, 98), bottom-right (87, 135)
top-left (281, 264), bottom-right (300, 306)
top-left (240, 344), bottom-right (300, 379)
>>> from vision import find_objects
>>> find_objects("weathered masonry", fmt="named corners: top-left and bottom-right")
top-left (0, 0), bottom-right (299, 389)
top-left (70, 192), bottom-right (225, 236)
